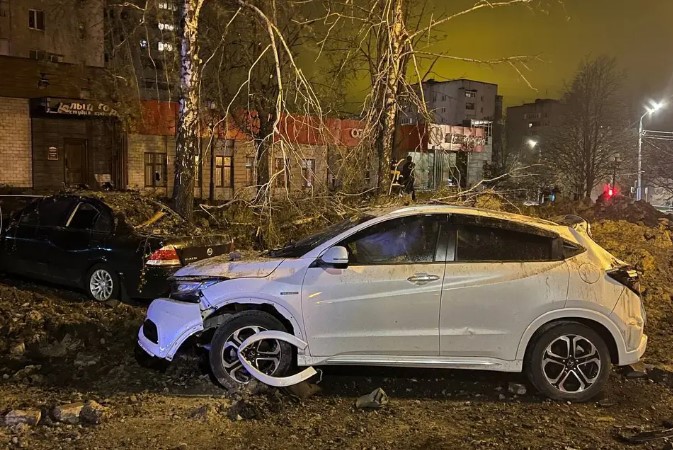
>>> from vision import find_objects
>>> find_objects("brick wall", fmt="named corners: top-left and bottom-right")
top-left (0, 97), bottom-right (32, 187)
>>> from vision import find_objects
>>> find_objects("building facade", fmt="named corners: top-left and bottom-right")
top-left (0, 0), bottom-right (104, 67)
top-left (506, 98), bottom-right (565, 160)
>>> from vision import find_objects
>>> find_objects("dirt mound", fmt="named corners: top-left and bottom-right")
top-left (590, 219), bottom-right (673, 367)
top-left (594, 196), bottom-right (671, 228)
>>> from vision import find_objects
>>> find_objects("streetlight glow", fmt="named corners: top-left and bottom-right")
top-left (637, 99), bottom-right (667, 201)
top-left (527, 139), bottom-right (538, 148)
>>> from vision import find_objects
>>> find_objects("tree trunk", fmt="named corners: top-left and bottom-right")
top-left (172, 0), bottom-right (203, 222)
top-left (376, 0), bottom-right (406, 191)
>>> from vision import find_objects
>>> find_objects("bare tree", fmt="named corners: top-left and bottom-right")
top-left (545, 56), bottom-right (630, 199)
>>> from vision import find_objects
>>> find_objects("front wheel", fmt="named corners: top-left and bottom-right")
top-left (209, 311), bottom-right (293, 393)
top-left (525, 322), bottom-right (611, 402)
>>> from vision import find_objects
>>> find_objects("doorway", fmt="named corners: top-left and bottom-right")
top-left (64, 138), bottom-right (87, 186)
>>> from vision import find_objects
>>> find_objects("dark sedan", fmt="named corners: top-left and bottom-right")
top-left (0, 194), bottom-right (230, 301)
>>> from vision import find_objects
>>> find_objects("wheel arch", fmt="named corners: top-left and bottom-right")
top-left (517, 309), bottom-right (625, 365)
top-left (204, 297), bottom-right (304, 342)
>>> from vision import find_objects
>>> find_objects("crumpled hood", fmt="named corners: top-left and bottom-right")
top-left (174, 255), bottom-right (284, 279)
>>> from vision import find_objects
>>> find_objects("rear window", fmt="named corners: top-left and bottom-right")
top-left (456, 225), bottom-right (554, 262)
top-left (35, 198), bottom-right (77, 227)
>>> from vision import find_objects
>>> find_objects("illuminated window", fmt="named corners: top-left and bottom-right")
top-left (144, 153), bottom-right (167, 187)
top-left (245, 157), bottom-right (256, 186)
top-left (301, 159), bottom-right (316, 188)
top-left (28, 9), bottom-right (45, 30)
top-left (158, 22), bottom-right (175, 31)
top-left (158, 41), bottom-right (173, 52)
top-left (140, 39), bottom-right (148, 48)
top-left (465, 90), bottom-right (477, 98)
top-left (215, 156), bottom-right (232, 187)
top-left (158, 1), bottom-right (178, 11)
top-left (274, 158), bottom-right (289, 188)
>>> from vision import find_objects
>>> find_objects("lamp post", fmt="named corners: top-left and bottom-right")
top-left (610, 153), bottom-right (621, 191)
top-left (637, 101), bottom-right (665, 201)
top-left (527, 139), bottom-right (540, 202)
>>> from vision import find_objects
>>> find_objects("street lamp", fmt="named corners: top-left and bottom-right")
top-left (637, 100), bottom-right (665, 201)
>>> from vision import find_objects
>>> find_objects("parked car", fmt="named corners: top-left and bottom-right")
top-left (0, 194), bottom-right (230, 301)
top-left (137, 205), bottom-right (646, 401)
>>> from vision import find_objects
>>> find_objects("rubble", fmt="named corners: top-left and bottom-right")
top-left (4, 409), bottom-right (41, 427)
top-left (355, 388), bottom-right (389, 409)
top-left (80, 400), bottom-right (108, 425)
top-left (53, 403), bottom-right (84, 424)
top-left (507, 383), bottom-right (527, 396)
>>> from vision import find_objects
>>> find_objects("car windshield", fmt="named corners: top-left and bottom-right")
top-left (268, 214), bottom-right (374, 258)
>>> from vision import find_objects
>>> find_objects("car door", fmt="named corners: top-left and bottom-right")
top-left (439, 215), bottom-right (569, 361)
top-left (301, 214), bottom-right (448, 359)
top-left (51, 201), bottom-right (114, 283)
top-left (32, 197), bottom-right (80, 282)
top-left (2, 200), bottom-right (41, 276)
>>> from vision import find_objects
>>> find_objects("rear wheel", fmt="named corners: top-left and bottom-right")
top-left (525, 322), bottom-right (611, 402)
top-left (85, 264), bottom-right (119, 302)
top-left (209, 311), bottom-right (292, 393)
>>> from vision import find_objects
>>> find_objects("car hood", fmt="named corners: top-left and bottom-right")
top-left (174, 254), bottom-right (284, 279)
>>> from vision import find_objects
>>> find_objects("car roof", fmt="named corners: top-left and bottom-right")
top-left (366, 204), bottom-right (573, 237)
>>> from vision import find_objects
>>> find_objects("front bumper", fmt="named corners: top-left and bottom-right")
top-left (137, 298), bottom-right (204, 361)
top-left (620, 333), bottom-right (648, 366)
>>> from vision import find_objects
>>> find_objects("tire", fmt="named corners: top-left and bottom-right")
top-left (85, 264), bottom-right (120, 302)
top-left (209, 310), bottom-right (293, 393)
top-left (525, 322), bottom-right (611, 402)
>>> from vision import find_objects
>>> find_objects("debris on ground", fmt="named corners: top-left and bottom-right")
top-left (614, 424), bottom-right (673, 444)
top-left (507, 382), bottom-right (527, 396)
top-left (3, 409), bottom-right (41, 427)
top-left (53, 402), bottom-right (84, 424)
top-left (622, 362), bottom-right (649, 379)
top-left (80, 400), bottom-right (108, 425)
top-left (355, 387), bottom-right (389, 409)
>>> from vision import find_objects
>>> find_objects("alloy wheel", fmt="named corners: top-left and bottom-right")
top-left (220, 326), bottom-right (283, 384)
top-left (89, 269), bottom-right (114, 301)
top-left (541, 334), bottom-right (601, 393)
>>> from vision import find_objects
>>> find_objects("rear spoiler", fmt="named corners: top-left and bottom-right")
top-left (555, 214), bottom-right (592, 237)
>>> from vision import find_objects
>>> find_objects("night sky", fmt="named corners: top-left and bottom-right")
top-left (341, 0), bottom-right (673, 125)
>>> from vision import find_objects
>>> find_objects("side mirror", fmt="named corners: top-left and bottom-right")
top-left (320, 246), bottom-right (349, 269)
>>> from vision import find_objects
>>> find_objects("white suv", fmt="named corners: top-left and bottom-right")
top-left (137, 206), bottom-right (647, 402)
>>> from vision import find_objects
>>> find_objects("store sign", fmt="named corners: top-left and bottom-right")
top-left (46, 98), bottom-right (119, 117)
top-left (47, 146), bottom-right (58, 161)
top-left (428, 124), bottom-right (486, 152)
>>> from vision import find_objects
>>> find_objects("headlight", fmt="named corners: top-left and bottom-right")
top-left (169, 279), bottom-right (222, 303)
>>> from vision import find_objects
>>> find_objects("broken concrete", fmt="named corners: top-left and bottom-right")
top-left (80, 400), bottom-right (108, 425)
top-left (508, 383), bottom-right (527, 396)
top-left (355, 388), bottom-right (389, 409)
top-left (4, 409), bottom-right (41, 427)
top-left (53, 402), bottom-right (84, 424)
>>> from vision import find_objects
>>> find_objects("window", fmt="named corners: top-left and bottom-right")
top-left (339, 215), bottom-right (443, 265)
top-left (34, 198), bottom-right (78, 227)
top-left (456, 224), bottom-right (553, 262)
top-left (158, 22), bottom-right (175, 31)
top-left (158, 41), bottom-right (173, 52)
top-left (274, 158), bottom-right (289, 188)
top-left (465, 102), bottom-right (475, 110)
top-left (140, 39), bottom-right (148, 48)
top-left (144, 153), bottom-right (167, 187)
top-left (441, 95), bottom-right (447, 101)
top-left (465, 90), bottom-right (477, 98)
top-left (245, 157), bottom-right (256, 186)
top-left (215, 156), bottom-right (233, 187)
top-left (67, 203), bottom-right (100, 230)
top-left (432, 94), bottom-right (437, 102)
top-left (301, 159), bottom-right (316, 188)
top-left (440, 107), bottom-right (446, 113)
top-left (194, 155), bottom-right (201, 184)
top-left (29, 10), bottom-right (45, 31)
top-left (158, 1), bottom-right (178, 11)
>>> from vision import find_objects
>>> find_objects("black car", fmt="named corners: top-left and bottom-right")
top-left (0, 194), bottom-right (230, 301)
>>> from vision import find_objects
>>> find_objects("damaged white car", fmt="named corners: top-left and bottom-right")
top-left (137, 206), bottom-right (647, 402)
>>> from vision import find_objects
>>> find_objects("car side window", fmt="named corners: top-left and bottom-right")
top-left (338, 215), bottom-right (442, 265)
top-left (456, 224), bottom-right (553, 262)
top-left (18, 202), bottom-right (40, 226)
top-left (36, 198), bottom-right (78, 228)
top-left (67, 203), bottom-right (101, 230)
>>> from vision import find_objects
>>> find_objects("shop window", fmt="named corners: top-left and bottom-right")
top-left (144, 153), bottom-right (167, 187)
top-left (245, 157), bottom-right (256, 186)
top-left (274, 158), bottom-right (289, 188)
top-left (301, 159), bottom-right (316, 188)
top-left (29, 10), bottom-right (45, 31)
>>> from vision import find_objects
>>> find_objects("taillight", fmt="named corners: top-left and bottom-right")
top-left (147, 245), bottom-right (181, 266)
top-left (607, 266), bottom-right (640, 295)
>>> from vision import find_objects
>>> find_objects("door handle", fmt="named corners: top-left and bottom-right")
top-left (407, 273), bottom-right (440, 284)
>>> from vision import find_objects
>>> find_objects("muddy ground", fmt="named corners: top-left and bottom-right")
top-left (3, 198), bottom-right (673, 449)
